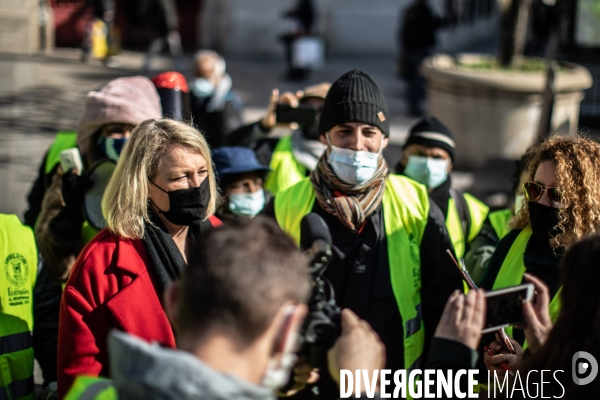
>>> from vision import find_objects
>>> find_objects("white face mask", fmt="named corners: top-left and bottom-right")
top-left (403, 155), bottom-right (449, 189)
top-left (228, 189), bottom-right (265, 218)
top-left (326, 134), bottom-right (382, 185)
top-left (191, 77), bottom-right (215, 98)
top-left (260, 306), bottom-right (299, 391)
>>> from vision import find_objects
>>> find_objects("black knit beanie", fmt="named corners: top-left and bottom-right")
top-left (318, 69), bottom-right (389, 137)
top-left (404, 117), bottom-right (455, 160)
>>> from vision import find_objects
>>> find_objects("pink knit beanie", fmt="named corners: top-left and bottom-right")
top-left (76, 76), bottom-right (162, 156)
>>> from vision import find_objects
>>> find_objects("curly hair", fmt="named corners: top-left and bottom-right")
top-left (513, 135), bottom-right (600, 247)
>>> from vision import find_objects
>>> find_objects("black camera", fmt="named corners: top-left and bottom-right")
top-left (298, 213), bottom-right (341, 370)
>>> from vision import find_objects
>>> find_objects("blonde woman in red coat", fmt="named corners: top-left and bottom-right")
top-left (57, 119), bottom-right (222, 397)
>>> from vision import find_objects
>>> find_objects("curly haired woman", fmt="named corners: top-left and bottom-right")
top-left (480, 135), bottom-right (600, 347)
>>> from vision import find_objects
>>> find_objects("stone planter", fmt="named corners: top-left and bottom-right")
top-left (420, 54), bottom-right (593, 168)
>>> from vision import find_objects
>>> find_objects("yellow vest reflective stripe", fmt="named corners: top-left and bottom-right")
top-left (264, 136), bottom-right (306, 195)
top-left (65, 377), bottom-right (117, 400)
top-left (275, 175), bottom-right (429, 373)
top-left (445, 194), bottom-right (489, 259)
top-left (489, 209), bottom-right (513, 240)
top-left (492, 227), bottom-right (561, 339)
top-left (42, 133), bottom-right (101, 245)
top-left (0, 214), bottom-right (37, 400)
top-left (44, 131), bottom-right (78, 175)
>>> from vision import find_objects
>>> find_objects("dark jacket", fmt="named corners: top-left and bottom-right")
top-left (263, 194), bottom-right (463, 372)
top-left (190, 90), bottom-right (244, 149)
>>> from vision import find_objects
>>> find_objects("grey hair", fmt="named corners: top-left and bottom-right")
top-left (194, 50), bottom-right (226, 78)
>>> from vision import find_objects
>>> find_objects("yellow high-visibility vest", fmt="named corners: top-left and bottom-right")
top-left (492, 227), bottom-right (561, 340)
top-left (0, 214), bottom-right (37, 400)
top-left (274, 175), bottom-right (429, 376)
top-left (264, 136), bottom-right (306, 195)
top-left (446, 193), bottom-right (489, 259)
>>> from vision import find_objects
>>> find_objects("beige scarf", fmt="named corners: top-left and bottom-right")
top-left (310, 151), bottom-right (389, 232)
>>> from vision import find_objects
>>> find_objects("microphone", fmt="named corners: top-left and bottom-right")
top-left (300, 213), bottom-right (333, 276)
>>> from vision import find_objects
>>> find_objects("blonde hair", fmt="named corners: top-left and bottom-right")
top-left (102, 119), bottom-right (218, 239)
top-left (513, 135), bottom-right (600, 247)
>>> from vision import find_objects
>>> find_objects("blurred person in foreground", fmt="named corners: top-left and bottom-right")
top-left (213, 147), bottom-right (272, 221)
top-left (64, 217), bottom-right (386, 399)
top-left (395, 117), bottom-right (489, 262)
top-left (227, 83), bottom-right (329, 195)
top-left (28, 76), bottom-right (162, 386)
top-left (264, 69), bottom-right (462, 395)
top-left (480, 135), bottom-right (600, 347)
top-left (57, 119), bottom-right (222, 397)
top-left (189, 50), bottom-right (244, 148)
top-left (435, 234), bottom-right (600, 398)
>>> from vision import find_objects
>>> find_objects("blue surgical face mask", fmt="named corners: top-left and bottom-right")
top-left (326, 134), bottom-right (382, 185)
top-left (98, 136), bottom-right (128, 162)
top-left (403, 155), bottom-right (449, 189)
top-left (228, 189), bottom-right (265, 218)
top-left (191, 78), bottom-right (215, 98)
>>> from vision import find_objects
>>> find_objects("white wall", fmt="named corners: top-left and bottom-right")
top-left (201, 0), bottom-right (499, 57)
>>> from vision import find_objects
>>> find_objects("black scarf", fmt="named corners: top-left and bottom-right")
top-left (142, 213), bottom-right (213, 294)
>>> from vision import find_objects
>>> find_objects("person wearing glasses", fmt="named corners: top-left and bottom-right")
top-left (480, 135), bottom-right (600, 347)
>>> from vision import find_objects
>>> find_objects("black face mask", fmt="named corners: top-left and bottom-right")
top-left (528, 201), bottom-right (561, 240)
top-left (150, 178), bottom-right (210, 226)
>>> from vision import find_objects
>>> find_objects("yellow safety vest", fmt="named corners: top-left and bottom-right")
top-left (275, 175), bottom-right (429, 374)
top-left (492, 227), bottom-right (562, 340)
top-left (65, 376), bottom-right (117, 400)
top-left (43, 133), bottom-right (100, 244)
top-left (0, 214), bottom-right (37, 400)
top-left (489, 208), bottom-right (513, 240)
top-left (263, 136), bottom-right (306, 195)
top-left (446, 193), bottom-right (489, 259)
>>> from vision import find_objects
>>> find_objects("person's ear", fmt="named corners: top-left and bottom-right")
top-left (164, 282), bottom-right (181, 331)
top-left (447, 159), bottom-right (453, 174)
top-left (319, 133), bottom-right (328, 146)
top-left (400, 151), bottom-right (408, 167)
top-left (381, 136), bottom-right (389, 150)
top-left (272, 303), bottom-right (308, 355)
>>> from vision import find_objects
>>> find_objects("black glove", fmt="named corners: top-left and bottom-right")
top-left (60, 170), bottom-right (93, 224)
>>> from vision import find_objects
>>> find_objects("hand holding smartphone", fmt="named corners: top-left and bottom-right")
top-left (60, 148), bottom-right (83, 175)
top-left (482, 283), bottom-right (534, 334)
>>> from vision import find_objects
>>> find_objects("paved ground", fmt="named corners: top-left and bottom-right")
top-left (0, 48), bottom-right (505, 218)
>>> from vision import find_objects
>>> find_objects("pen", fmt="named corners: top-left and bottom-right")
top-left (484, 346), bottom-right (515, 376)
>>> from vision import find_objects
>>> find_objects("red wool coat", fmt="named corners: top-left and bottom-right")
top-left (57, 216), bottom-right (221, 398)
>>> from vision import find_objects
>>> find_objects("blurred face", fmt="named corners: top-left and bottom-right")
top-left (149, 144), bottom-right (208, 212)
top-left (532, 160), bottom-right (558, 207)
top-left (401, 143), bottom-right (453, 173)
top-left (196, 56), bottom-right (220, 85)
top-left (320, 122), bottom-right (388, 153)
top-left (101, 123), bottom-right (133, 140)
top-left (226, 172), bottom-right (264, 196)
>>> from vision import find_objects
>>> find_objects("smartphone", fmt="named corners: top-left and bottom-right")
top-left (60, 148), bottom-right (84, 175)
top-left (482, 283), bottom-right (534, 334)
top-left (276, 104), bottom-right (318, 127)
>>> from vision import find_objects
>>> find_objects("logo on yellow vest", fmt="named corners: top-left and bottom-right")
top-left (4, 253), bottom-right (29, 288)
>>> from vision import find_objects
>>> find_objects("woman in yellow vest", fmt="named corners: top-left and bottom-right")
top-left (464, 145), bottom-right (537, 285)
top-left (481, 135), bottom-right (600, 348)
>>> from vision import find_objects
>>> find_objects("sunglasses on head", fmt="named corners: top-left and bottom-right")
top-left (523, 181), bottom-right (562, 206)
top-left (102, 124), bottom-right (134, 135)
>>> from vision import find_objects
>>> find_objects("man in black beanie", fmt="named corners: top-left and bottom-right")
top-left (263, 70), bottom-right (462, 395)
top-left (396, 117), bottom-right (489, 261)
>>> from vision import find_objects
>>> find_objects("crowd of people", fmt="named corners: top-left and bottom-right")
top-left (1, 48), bottom-right (600, 400)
